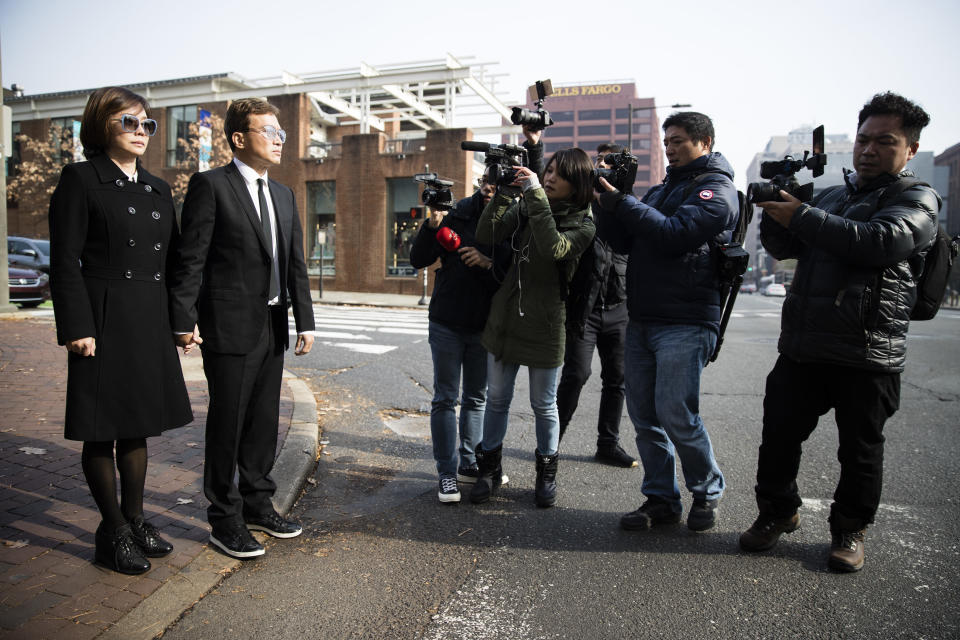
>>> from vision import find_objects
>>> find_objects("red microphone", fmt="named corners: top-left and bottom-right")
top-left (436, 227), bottom-right (461, 252)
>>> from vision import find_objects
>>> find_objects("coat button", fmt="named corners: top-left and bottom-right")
top-left (154, 272), bottom-right (162, 281)
top-left (128, 238), bottom-right (136, 247)
top-left (144, 184), bottom-right (152, 192)
top-left (116, 179), bottom-right (125, 187)
top-left (152, 211), bottom-right (160, 220)
top-left (154, 242), bottom-right (161, 251)
top-left (124, 270), bottom-right (133, 279)
top-left (128, 206), bottom-right (136, 215)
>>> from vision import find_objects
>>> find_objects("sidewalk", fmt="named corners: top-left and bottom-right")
top-left (0, 313), bottom-right (316, 639)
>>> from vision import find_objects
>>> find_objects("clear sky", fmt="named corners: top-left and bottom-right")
top-left (2, 0), bottom-right (959, 188)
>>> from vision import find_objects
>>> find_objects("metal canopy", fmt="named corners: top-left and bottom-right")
top-left (8, 55), bottom-right (514, 136)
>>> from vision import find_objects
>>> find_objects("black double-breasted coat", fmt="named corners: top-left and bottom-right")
top-left (49, 154), bottom-right (193, 441)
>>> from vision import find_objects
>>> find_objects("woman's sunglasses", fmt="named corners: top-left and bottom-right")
top-left (114, 114), bottom-right (158, 137)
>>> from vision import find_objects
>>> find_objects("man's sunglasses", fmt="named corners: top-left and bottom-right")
top-left (246, 125), bottom-right (287, 144)
top-left (114, 114), bottom-right (158, 136)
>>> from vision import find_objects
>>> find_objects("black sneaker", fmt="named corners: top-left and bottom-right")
top-left (209, 524), bottom-right (265, 559)
top-left (457, 466), bottom-right (479, 484)
top-left (687, 498), bottom-right (719, 532)
top-left (595, 444), bottom-right (638, 468)
top-left (244, 510), bottom-right (303, 538)
top-left (438, 475), bottom-right (461, 503)
top-left (620, 499), bottom-right (682, 531)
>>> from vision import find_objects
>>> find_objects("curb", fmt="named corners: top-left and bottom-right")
top-left (99, 368), bottom-right (318, 640)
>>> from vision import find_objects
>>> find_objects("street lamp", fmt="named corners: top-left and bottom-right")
top-left (627, 102), bottom-right (691, 151)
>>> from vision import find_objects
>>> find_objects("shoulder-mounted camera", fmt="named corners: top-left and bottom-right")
top-left (460, 141), bottom-right (529, 187)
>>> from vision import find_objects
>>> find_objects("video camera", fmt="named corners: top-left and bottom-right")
top-left (593, 150), bottom-right (639, 193)
top-left (414, 172), bottom-right (455, 211)
top-left (460, 141), bottom-right (529, 187)
top-left (747, 125), bottom-right (828, 204)
top-left (510, 80), bottom-right (554, 132)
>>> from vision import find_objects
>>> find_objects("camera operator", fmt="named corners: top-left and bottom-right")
top-left (595, 112), bottom-right (738, 532)
top-left (470, 148), bottom-right (596, 508)
top-left (408, 129), bottom-right (544, 506)
top-left (556, 143), bottom-right (636, 468)
top-left (739, 93), bottom-right (940, 573)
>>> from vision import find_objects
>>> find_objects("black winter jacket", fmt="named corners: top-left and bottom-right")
top-left (600, 152), bottom-right (739, 333)
top-left (761, 170), bottom-right (940, 373)
top-left (410, 191), bottom-right (510, 333)
top-left (564, 201), bottom-right (628, 336)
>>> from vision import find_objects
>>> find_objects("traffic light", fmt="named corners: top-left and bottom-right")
top-left (409, 206), bottom-right (424, 219)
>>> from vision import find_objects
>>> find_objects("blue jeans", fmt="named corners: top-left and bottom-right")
top-left (481, 354), bottom-right (561, 456)
top-left (429, 321), bottom-right (488, 476)
top-left (624, 320), bottom-right (724, 507)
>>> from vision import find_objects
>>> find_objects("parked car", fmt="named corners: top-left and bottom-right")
top-left (739, 282), bottom-right (757, 294)
top-left (7, 237), bottom-right (51, 274)
top-left (8, 264), bottom-right (51, 308)
top-left (762, 283), bottom-right (787, 297)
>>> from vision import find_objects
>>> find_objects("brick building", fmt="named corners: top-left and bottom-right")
top-left (5, 58), bottom-right (512, 295)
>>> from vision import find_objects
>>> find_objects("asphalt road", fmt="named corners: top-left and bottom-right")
top-left (162, 297), bottom-right (960, 640)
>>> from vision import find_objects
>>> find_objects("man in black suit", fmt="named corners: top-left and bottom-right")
top-left (170, 97), bottom-right (315, 558)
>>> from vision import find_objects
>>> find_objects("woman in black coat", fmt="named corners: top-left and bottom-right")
top-left (49, 87), bottom-right (193, 574)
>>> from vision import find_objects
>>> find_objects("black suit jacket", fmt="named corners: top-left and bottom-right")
top-left (169, 161), bottom-right (314, 354)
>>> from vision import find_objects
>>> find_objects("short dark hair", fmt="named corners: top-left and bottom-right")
top-left (596, 142), bottom-right (625, 155)
top-left (857, 92), bottom-right (930, 145)
top-left (79, 87), bottom-right (151, 159)
top-left (544, 147), bottom-right (594, 208)
top-left (662, 111), bottom-right (715, 150)
top-left (225, 97), bottom-right (281, 152)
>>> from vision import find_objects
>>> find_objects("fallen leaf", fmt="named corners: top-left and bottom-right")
top-left (2, 539), bottom-right (29, 549)
top-left (176, 498), bottom-right (194, 505)
top-left (18, 447), bottom-right (47, 455)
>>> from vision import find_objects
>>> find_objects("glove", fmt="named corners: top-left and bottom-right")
top-left (519, 173), bottom-right (541, 192)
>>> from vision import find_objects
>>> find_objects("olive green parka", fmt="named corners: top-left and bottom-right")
top-left (476, 188), bottom-right (595, 368)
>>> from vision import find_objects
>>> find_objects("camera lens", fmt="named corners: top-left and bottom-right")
top-left (747, 182), bottom-right (782, 204)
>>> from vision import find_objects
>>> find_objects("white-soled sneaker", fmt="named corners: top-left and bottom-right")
top-left (438, 475), bottom-right (461, 503)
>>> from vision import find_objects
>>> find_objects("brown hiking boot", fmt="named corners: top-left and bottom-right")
top-left (828, 529), bottom-right (865, 572)
top-left (739, 513), bottom-right (800, 552)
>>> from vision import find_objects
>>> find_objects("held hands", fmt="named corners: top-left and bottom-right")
top-left (458, 246), bottom-right (492, 270)
top-left (175, 325), bottom-right (203, 354)
top-left (295, 332), bottom-right (314, 356)
top-left (757, 191), bottom-right (802, 228)
top-left (67, 337), bottom-right (96, 357)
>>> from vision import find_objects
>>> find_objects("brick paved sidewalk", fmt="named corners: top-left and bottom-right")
top-left (0, 315), bottom-right (294, 639)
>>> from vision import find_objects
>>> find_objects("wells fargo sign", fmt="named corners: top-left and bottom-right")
top-left (551, 84), bottom-right (623, 97)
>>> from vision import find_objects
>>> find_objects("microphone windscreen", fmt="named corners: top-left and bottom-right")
top-left (461, 141), bottom-right (491, 152)
top-left (436, 227), bottom-right (461, 252)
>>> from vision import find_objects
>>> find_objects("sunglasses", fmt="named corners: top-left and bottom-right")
top-left (114, 114), bottom-right (158, 136)
top-left (246, 125), bottom-right (287, 143)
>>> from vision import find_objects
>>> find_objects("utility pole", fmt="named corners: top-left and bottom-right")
top-left (0, 36), bottom-right (19, 313)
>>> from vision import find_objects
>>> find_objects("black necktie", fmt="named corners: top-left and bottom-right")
top-left (257, 178), bottom-right (280, 301)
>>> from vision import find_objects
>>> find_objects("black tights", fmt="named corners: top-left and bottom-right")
top-left (81, 438), bottom-right (148, 531)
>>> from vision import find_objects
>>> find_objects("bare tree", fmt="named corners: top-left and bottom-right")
top-left (6, 125), bottom-right (74, 217)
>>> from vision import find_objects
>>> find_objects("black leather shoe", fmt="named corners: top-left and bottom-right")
top-left (129, 515), bottom-right (174, 557)
top-left (244, 510), bottom-right (303, 538)
top-left (95, 522), bottom-right (151, 575)
top-left (209, 524), bottom-right (265, 558)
